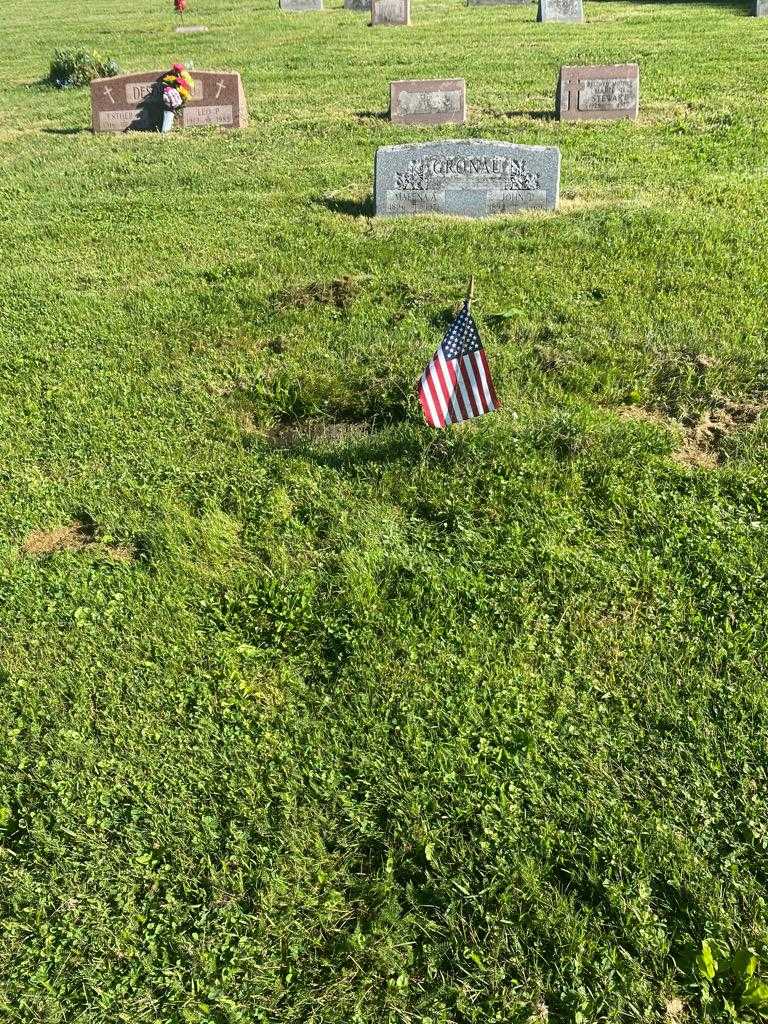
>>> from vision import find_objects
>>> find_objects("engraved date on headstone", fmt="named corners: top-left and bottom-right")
top-left (385, 190), bottom-right (444, 214)
top-left (182, 104), bottom-right (234, 126)
top-left (487, 190), bottom-right (548, 213)
top-left (99, 109), bottom-right (148, 131)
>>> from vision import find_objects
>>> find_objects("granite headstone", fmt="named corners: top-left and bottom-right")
top-left (280, 0), bottom-right (323, 9)
top-left (754, 0), bottom-right (768, 14)
top-left (345, 0), bottom-right (371, 10)
top-left (371, 0), bottom-right (410, 25)
top-left (91, 70), bottom-right (248, 132)
top-left (557, 64), bottom-right (639, 121)
top-left (374, 140), bottom-right (560, 217)
top-left (390, 79), bottom-right (466, 126)
top-left (538, 0), bottom-right (583, 22)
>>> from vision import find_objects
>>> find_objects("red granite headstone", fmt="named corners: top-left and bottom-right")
top-left (557, 64), bottom-right (639, 122)
top-left (90, 70), bottom-right (248, 133)
top-left (390, 80), bottom-right (466, 126)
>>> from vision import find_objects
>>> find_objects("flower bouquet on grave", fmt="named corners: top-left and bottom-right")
top-left (160, 63), bottom-right (194, 132)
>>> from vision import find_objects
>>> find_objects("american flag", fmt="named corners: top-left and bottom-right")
top-left (418, 301), bottom-right (500, 428)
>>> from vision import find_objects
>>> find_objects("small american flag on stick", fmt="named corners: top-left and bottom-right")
top-left (417, 279), bottom-right (500, 428)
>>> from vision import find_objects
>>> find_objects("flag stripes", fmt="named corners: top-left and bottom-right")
top-left (418, 301), bottom-right (499, 428)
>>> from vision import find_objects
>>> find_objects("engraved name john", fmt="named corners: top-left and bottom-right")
top-left (395, 156), bottom-right (540, 192)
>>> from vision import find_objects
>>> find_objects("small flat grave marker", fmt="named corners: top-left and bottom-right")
top-left (91, 70), bottom-right (248, 132)
top-left (390, 79), bottom-right (466, 126)
top-left (280, 0), bottom-right (323, 9)
top-left (371, 0), bottom-right (410, 26)
top-left (557, 64), bottom-right (639, 121)
top-left (538, 0), bottom-right (583, 22)
top-left (374, 139), bottom-right (560, 217)
top-left (175, 24), bottom-right (209, 32)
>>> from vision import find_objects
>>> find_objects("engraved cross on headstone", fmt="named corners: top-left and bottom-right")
top-left (103, 85), bottom-right (115, 105)
top-left (215, 80), bottom-right (225, 99)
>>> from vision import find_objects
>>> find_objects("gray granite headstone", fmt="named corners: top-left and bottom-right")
top-left (280, 0), bottom-right (323, 10)
top-left (371, 0), bottom-right (410, 25)
top-left (538, 0), bottom-right (583, 22)
top-left (754, 0), bottom-right (768, 14)
top-left (345, 0), bottom-right (371, 10)
top-left (390, 80), bottom-right (466, 126)
top-left (557, 64), bottom-right (639, 121)
top-left (374, 140), bottom-right (560, 218)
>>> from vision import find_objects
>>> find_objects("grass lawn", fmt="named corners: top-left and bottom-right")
top-left (2, 0), bottom-right (768, 1020)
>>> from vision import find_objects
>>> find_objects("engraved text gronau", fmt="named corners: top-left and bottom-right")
top-left (395, 156), bottom-right (540, 192)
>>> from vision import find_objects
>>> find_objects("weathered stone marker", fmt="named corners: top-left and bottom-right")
top-left (467, 0), bottom-right (530, 6)
top-left (538, 0), bottom-right (583, 22)
top-left (345, 0), bottom-right (371, 10)
top-left (557, 64), bottom-right (639, 121)
top-left (175, 24), bottom-right (209, 32)
top-left (91, 70), bottom-right (248, 132)
top-left (754, 0), bottom-right (768, 14)
top-left (280, 0), bottom-right (323, 9)
top-left (374, 140), bottom-right (560, 217)
top-left (390, 80), bottom-right (466, 126)
top-left (371, 0), bottom-right (410, 25)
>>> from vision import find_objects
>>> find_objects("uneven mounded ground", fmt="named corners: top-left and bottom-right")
top-left (1, 0), bottom-right (768, 1020)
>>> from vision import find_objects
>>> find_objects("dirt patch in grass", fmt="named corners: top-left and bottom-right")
top-left (677, 399), bottom-right (765, 468)
top-left (268, 419), bottom-right (370, 449)
top-left (274, 276), bottom-right (362, 312)
top-left (618, 399), bottom-right (766, 468)
top-left (665, 998), bottom-right (686, 1021)
top-left (617, 405), bottom-right (672, 429)
top-left (22, 519), bottom-right (134, 561)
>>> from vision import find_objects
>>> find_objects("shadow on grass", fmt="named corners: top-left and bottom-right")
top-left (597, 0), bottom-right (749, 6)
top-left (42, 127), bottom-right (89, 135)
top-left (288, 426), bottom-right (424, 470)
top-left (315, 195), bottom-right (374, 217)
top-left (355, 110), bottom-right (389, 121)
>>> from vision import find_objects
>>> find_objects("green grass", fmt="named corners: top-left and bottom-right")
top-left (2, 0), bottom-right (768, 1020)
